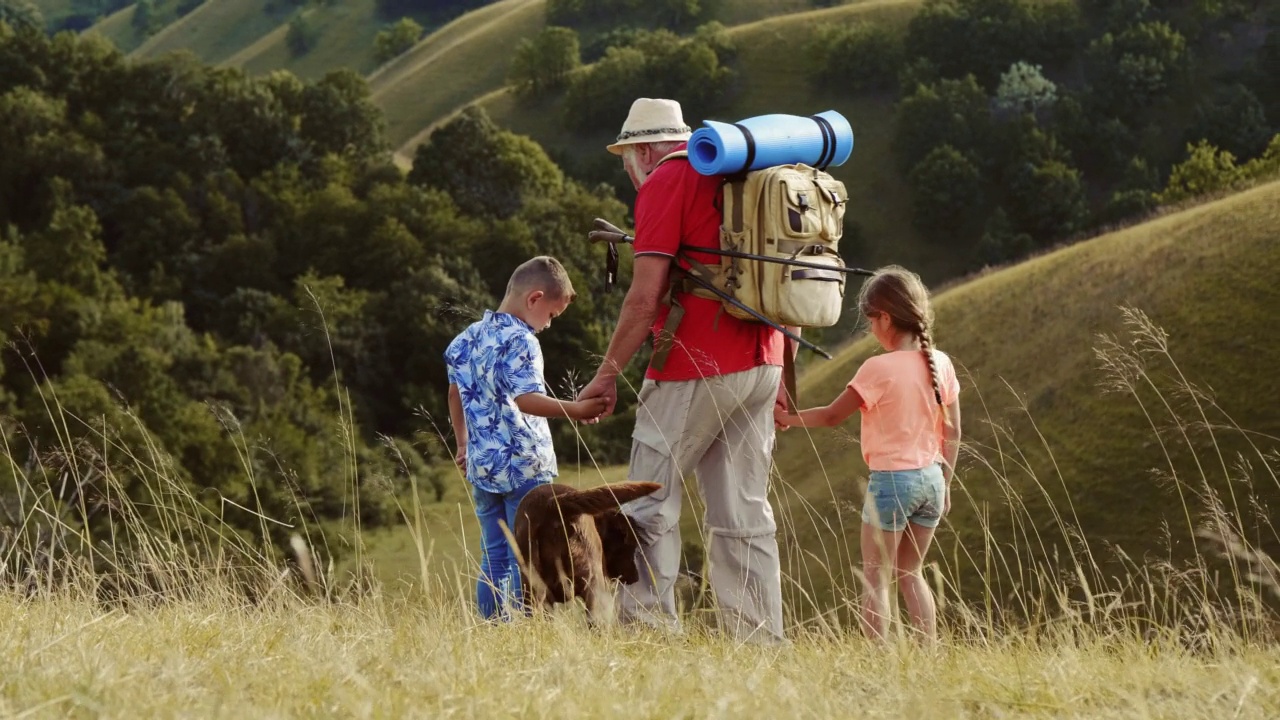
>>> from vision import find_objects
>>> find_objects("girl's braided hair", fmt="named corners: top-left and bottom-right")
top-left (857, 265), bottom-right (948, 421)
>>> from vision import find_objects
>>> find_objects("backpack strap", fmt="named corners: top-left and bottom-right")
top-left (650, 248), bottom-right (721, 372)
top-left (649, 149), bottom-right (708, 373)
top-left (654, 150), bottom-right (688, 170)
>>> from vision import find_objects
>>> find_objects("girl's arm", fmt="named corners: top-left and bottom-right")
top-left (777, 387), bottom-right (864, 428)
top-left (941, 398), bottom-right (962, 514)
top-left (941, 399), bottom-right (962, 480)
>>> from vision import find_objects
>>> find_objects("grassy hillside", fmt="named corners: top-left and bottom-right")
top-left (131, 0), bottom-right (280, 65)
top-left (227, 0), bottom-right (383, 80)
top-left (367, 0), bottom-right (547, 148)
top-left (371, 0), bottom-right (847, 155)
top-left (360, 182), bottom-right (1280, 625)
top-left (718, 0), bottom-right (815, 25)
top-left (476, 0), bottom-right (937, 279)
top-left (773, 180), bottom-right (1280, 618)
top-left (32, 0), bottom-right (76, 28)
top-left (84, 3), bottom-right (143, 53)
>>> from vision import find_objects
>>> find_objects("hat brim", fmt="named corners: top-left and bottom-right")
top-left (606, 131), bottom-right (692, 155)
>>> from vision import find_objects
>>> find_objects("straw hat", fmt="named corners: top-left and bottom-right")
top-left (606, 98), bottom-right (693, 155)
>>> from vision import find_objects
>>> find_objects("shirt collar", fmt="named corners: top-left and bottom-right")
top-left (485, 309), bottom-right (533, 332)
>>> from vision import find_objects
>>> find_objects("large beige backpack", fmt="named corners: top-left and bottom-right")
top-left (650, 151), bottom-right (856, 397)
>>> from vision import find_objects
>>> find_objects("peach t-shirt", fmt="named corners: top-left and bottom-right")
top-left (848, 350), bottom-right (961, 471)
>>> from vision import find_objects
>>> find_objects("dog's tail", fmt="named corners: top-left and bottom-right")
top-left (555, 482), bottom-right (663, 517)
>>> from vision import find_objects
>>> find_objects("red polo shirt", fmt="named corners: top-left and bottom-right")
top-left (632, 146), bottom-right (783, 381)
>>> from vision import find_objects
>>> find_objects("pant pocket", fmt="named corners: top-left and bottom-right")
top-left (632, 379), bottom-right (694, 457)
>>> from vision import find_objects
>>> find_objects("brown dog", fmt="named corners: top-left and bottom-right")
top-left (512, 481), bottom-right (661, 624)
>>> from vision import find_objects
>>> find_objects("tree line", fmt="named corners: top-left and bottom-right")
top-left (0, 22), bottom-right (642, 551)
top-left (510, 0), bottom-right (1279, 270)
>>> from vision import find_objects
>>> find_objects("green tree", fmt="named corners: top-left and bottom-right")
top-left (1241, 135), bottom-right (1280, 182)
top-left (0, 0), bottom-right (42, 31)
top-left (904, 0), bottom-right (1080, 90)
top-left (21, 183), bottom-right (111, 298)
top-left (1158, 140), bottom-right (1243, 204)
top-left (808, 22), bottom-right (902, 93)
top-left (293, 69), bottom-right (388, 163)
top-left (509, 26), bottom-right (581, 98)
top-left (1005, 158), bottom-right (1087, 242)
top-left (994, 61), bottom-right (1057, 118)
top-left (373, 17), bottom-right (423, 64)
top-left (906, 144), bottom-right (984, 237)
top-left (974, 206), bottom-right (1033, 266)
top-left (1185, 84), bottom-right (1272, 162)
top-left (893, 75), bottom-right (993, 174)
top-left (287, 14), bottom-right (319, 56)
top-left (1100, 156), bottom-right (1159, 225)
top-left (1086, 21), bottom-right (1187, 111)
top-left (1248, 28), bottom-right (1280, 127)
top-left (409, 107), bottom-right (566, 219)
top-left (132, 0), bottom-right (156, 34)
top-left (562, 28), bottom-right (733, 134)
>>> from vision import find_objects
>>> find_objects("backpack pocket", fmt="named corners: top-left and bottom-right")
top-left (777, 171), bottom-right (828, 240)
top-left (769, 246), bottom-right (845, 328)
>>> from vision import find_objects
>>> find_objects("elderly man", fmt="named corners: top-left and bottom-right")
top-left (576, 98), bottom-right (790, 643)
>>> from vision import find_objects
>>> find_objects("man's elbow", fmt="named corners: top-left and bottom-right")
top-left (625, 286), bottom-right (662, 321)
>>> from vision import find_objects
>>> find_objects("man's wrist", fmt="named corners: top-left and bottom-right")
top-left (595, 359), bottom-right (624, 381)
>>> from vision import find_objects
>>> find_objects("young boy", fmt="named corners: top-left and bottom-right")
top-left (445, 255), bottom-right (607, 620)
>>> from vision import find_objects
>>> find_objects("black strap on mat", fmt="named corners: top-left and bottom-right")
top-left (810, 115), bottom-right (838, 170)
top-left (733, 122), bottom-right (758, 175)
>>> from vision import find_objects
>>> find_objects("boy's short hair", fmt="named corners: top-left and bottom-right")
top-left (505, 256), bottom-right (576, 302)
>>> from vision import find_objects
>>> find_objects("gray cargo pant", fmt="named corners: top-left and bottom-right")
top-left (618, 364), bottom-right (785, 643)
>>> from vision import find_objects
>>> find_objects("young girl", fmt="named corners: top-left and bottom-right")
top-left (775, 265), bottom-right (961, 642)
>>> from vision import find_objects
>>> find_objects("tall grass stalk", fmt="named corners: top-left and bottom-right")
top-left (0, 309), bottom-right (1275, 716)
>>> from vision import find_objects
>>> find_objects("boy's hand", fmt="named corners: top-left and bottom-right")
top-left (568, 396), bottom-right (609, 422)
top-left (773, 405), bottom-right (795, 429)
top-left (454, 448), bottom-right (466, 470)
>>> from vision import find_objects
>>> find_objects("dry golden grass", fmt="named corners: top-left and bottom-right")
top-left (131, 0), bottom-right (279, 64)
top-left (2, 186), bottom-right (1280, 717)
top-left (82, 3), bottom-right (144, 54)
top-left (767, 180), bottom-right (1280, 620)
top-left (1, 589), bottom-right (1277, 718)
top-left (367, 0), bottom-right (547, 148)
top-left (228, 0), bottom-right (386, 81)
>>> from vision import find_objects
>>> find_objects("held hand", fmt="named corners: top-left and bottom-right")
top-left (575, 374), bottom-right (618, 422)
top-left (774, 382), bottom-right (792, 431)
top-left (568, 396), bottom-right (610, 422)
top-left (587, 218), bottom-right (632, 246)
top-left (454, 448), bottom-right (467, 470)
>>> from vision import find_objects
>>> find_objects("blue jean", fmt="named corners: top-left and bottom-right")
top-left (862, 463), bottom-right (946, 531)
top-left (473, 478), bottom-right (545, 620)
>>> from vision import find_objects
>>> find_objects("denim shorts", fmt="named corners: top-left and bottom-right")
top-left (861, 463), bottom-right (946, 531)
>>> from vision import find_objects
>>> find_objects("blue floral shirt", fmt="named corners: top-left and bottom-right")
top-left (445, 311), bottom-right (557, 493)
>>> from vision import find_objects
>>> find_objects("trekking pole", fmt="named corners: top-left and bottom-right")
top-left (689, 246), bottom-right (875, 277)
top-left (678, 272), bottom-right (833, 360)
top-left (587, 220), bottom-right (633, 294)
